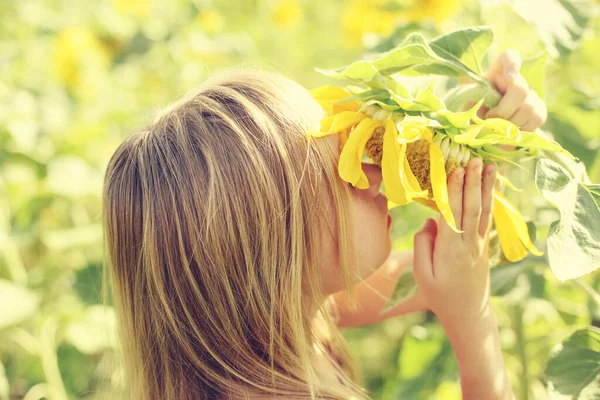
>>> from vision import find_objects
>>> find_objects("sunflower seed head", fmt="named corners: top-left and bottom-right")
top-left (364, 126), bottom-right (385, 166)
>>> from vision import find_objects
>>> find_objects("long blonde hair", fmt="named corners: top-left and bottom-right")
top-left (102, 68), bottom-right (367, 399)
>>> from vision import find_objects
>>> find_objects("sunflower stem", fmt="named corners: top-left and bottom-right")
top-left (511, 304), bottom-right (529, 400)
top-left (445, 82), bottom-right (501, 112)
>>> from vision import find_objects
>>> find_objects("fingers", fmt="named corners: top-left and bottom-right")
top-left (484, 75), bottom-right (529, 119)
top-left (519, 92), bottom-right (548, 131)
top-left (438, 167), bottom-right (464, 238)
top-left (486, 48), bottom-right (522, 95)
top-left (413, 218), bottom-right (438, 283)
top-left (462, 158), bottom-right (483, 245)
top-left (479, 163), bottom-right (497, 237)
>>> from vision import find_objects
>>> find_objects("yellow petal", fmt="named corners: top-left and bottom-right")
top-left (400, 145), bottom-right (428, 199)
top-left (338, 118), bottom-right (381, 189)
top-left (382, 120), bottom-right (409, 205)
top-left (429, 141), bottom-right (460, 233)
top-left (493, 191), bottom-right (543, 262)
top-left (396, 116), bottom-right (432, 142)
top-left (312, 111), bottom-right (366, 137)
top-left (309, 85), bottom-right (360, 114)
top-left (478, 118), bottom-right (521, 141)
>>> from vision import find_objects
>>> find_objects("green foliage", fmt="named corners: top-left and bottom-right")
top-left (535, 158), bottom-right (600, 281)
top-left (545, 327), bottom-right (600, 398)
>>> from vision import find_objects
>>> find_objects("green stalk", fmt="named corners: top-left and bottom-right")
top-left (511, 304), bottom-right (529, 400)
top-left (445, 82), bottom-right (501, 112)
top-left (40, 318), bottom-right (68, 400)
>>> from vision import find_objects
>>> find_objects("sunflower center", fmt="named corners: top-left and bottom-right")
top-left (364, 126), bottom-right (385, 165)
top-left (405, 139), bottom-right (432, 193)
top-left (364, 129), bottom-right (473, 198)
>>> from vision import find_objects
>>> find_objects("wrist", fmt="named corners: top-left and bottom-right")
top-left (440, 304), bottom-right (514, 399)
top-left (440, 300), bottom-right (497, 348)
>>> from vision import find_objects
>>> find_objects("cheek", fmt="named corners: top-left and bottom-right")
top-left (315, 193), bottom-right (392, 296)
top-left (351, 198), bottom-right (392, 278)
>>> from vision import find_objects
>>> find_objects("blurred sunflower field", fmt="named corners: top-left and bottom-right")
top-left (1, 0), bottom-right (599, 399)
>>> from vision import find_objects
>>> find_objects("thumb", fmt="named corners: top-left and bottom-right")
top-left (413, 218), bottom-right (437, 285)
top-left (486, 48), bottom-right (522, 95)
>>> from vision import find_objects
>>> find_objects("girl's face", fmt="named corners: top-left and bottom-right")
top-left (319, 134), bottom-right (393, 296)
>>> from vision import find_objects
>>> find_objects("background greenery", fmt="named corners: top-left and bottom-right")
top-left (1, 0), bottom-right (599, 399)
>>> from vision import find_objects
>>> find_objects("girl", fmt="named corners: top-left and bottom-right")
top-left (102, 49), bottom-right (546, 399)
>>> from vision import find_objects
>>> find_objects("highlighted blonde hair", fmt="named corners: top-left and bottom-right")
top-left (102, 68), bottom-right (368, 399)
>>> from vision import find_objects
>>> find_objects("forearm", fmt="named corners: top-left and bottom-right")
top-left (442, 305), bottom-right (515, 400)
top-left (332, 250), bottom-right (428, 327)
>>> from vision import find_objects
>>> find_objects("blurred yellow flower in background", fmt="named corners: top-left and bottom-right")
top-left (400, 0), bottom-right (462, 24)
top-left (52, 27), bottom-right (110, 97)
top-left (272, 0), bottom-right (304, 29)
top-left (197, 9), bottom-right (226, 34)
top-left (110, 0), bottom-right (150, 17)
top-left (342, 0), bottom-right (399, 48)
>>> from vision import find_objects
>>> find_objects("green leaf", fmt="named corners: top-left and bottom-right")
top-left (383, 265), bottom-right (418, 312)
top-left (510, 0), bottom-right (594, 59)
top-left (429, 26), bottom-right (494, 75)
top-left (413, 81), bottom-right (446, 112)
top-left (315, 61), bottom-right (380, 81)
top-left (490, 261), bottom-right (525, 296)
top-left (495, 131), bottom-right (576, 159)
top-left (535, 159), bottom-right (600, 281)
top-left (521, 53), bottom-right (549, 100)
top-left (0, 280), bottom-right (39, 329)
top-left (316, 32), bottom-right (483, 83)
top-left (545, 327), bottom-right (600, 397)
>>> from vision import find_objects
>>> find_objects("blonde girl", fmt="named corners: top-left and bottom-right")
top-left (103, 49), bottom-right (547, 399)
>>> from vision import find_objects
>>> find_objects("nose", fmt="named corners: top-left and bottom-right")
top-left (360, 163), bottom-right (383, 198)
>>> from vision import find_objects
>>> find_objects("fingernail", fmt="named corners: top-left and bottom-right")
top-left (472, 158), bottom-right (482, 172)
top-left (456, 167), bottom-right (464, 182)
top-left (505, 69), bottom-right (518, 80)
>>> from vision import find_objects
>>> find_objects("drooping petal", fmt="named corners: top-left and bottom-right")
top-left (382, 119), bottom-right (409, 205)
top-left (429, 140), bottom-right (460, 232)
top-left (400, 145), bottom-right (428, 200)
top-left (493, 191), bottom-right (543, 262)
top-left (338, 118), bottom-right (381, 189)
top-left (396, 116), bottom-right (433, 143)
top-left (438, 98), bottom-right (484, 129)
top-left (476, 118), bottom-right (521, 141)
top-left (310, 85), bottom-right (360, 114)
top-left (312, 111), bottom-right (366, 137)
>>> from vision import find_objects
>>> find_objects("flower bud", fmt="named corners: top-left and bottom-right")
top-left (363, 105), bottom-right (379, 118)
top-left (459, 146), bottom-right (471, 167)
top-left (373, 109), bottom-right (390, 120)
top-left (439, 136), bottom-right (451, 159)
top-left (446, 141), bottom-right (461, 169)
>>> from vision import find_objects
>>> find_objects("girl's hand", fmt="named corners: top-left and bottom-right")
top-left (412, 158), bottom-right (497, 328)
top-left (467, 48), bottom-right (548, 132)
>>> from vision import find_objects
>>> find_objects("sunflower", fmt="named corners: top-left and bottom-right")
top-left (308, 84), bottom-right (574, 263)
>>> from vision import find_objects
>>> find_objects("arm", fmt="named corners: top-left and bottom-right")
top-left (412, 160), bottom-right (514, 400)
top-left (444, 303), bottom-right (514, 400)
top-left (330, 250), bottom-right (428, 328)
